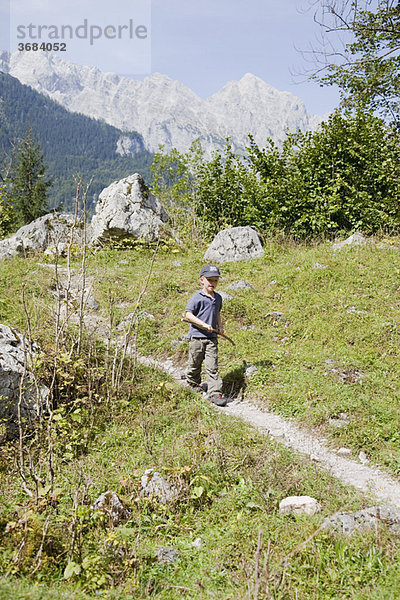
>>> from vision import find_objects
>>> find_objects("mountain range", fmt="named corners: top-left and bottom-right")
top-left (0, 50), bottom-right (323, 155)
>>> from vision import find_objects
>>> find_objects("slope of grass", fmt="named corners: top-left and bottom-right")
top-left (1, 235), bottom-right (400, 598)
top-left (87, 236), bottom-right (400, 476)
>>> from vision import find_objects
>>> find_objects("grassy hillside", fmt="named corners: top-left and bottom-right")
top-left (1, 235), bottom-right (400, 598)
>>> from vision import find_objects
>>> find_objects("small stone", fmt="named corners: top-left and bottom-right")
top-left (332, 232), bottom-right (367, 251)
top-left (329, 415), bottom-right (350, 428)
top-left (170, 336), bottom-right (187, 349)
top-left (92, 490), bottom-right (129, 525)
top-left (140, 468), bottom-right (179, 504)
top-left (265, 311), bottom-right (284, 323)
top-left (279, 496), bottom-right (321, 516)
top-left (337, 447), bottom-right (352, 457)
top-left (139, 310), bottom-right (155, 321)
top-left (156, 547), bottom-right (179, 563)
top-left (227, 280), bottom-right (255, 291)
top-left (86, 295), bottom-right (100, 311)
top-left (244, 365), bottom-right (258, 378)
top-left (117, 313), bottom-right (136, 331)
top-left (192, 537), bottom-right (202, 549)
top-left (359, 451), bottom-right (369, 464)
top-left (322, 506), bottom-right (400, 535)
top-left (346, 306), bottom-right (368, 314)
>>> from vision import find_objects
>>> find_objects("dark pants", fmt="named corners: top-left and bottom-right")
top-left (186, 337), bottom-right (223, 396)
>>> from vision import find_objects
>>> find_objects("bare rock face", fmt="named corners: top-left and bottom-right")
top-left (90, 174), bottom-right (169, 245)
top-left (0, 324), bottom-right (49, 438)
top-left (204, 226), bottom-right (264, 264)
top-left (1, 51), bottom-right (323, 156)
top-left (0, 213), bottom-right (86, 260)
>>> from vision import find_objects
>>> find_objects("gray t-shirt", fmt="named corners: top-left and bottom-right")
top-left (185, 290), bottom-right (222, 339)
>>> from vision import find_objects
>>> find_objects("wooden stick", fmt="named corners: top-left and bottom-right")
top-left (181, 318), bottom-right (235, 346)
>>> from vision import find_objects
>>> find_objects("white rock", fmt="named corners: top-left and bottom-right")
top-left (92, 490), bottom-right (128, 525)
top-left (0, 213), bottom-right (85, 261)
top-left (204, 227), bottom-right (264, 264)
top-left (346, 306), bottom-right (368, 314)
top-left (192, 537), bottom-right (203, 549)
top-left (90, 173), bottom-right (169, 245)
top-left (337, 448), bottom-right (352, 457)
top-left (279, 496), bottom-right (321, 516)
top-left (140, 468), bottom-right (179, 504)
top-left (332, 232), bottom-right (367, 251)
top-left (0, 324), bottom-right (49, 437)
top-left (244, 365), bottom-right (258, 378)
top-left (359, 451), bottom-right (370, 464)
top-left (227, 280), bottom-right (255, 291)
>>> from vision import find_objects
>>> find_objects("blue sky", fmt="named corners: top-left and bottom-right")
top-left (1, 0), bottom-right (341, 115)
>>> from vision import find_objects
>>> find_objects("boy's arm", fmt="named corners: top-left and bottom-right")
top-left (185, 311), bottom-right (214, 333)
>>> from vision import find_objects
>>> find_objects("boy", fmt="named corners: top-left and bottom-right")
top-left (185, 265), bottom-right (227, 407)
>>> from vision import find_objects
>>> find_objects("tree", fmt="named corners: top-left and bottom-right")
top-left (0, 183), bottom-right (15, 238)
top-left (311, 1), bottom-right (400, 120)
top-left (10, 128), bottom-right (52, 225)
top-left (248, 110), bottom-right (400, 236)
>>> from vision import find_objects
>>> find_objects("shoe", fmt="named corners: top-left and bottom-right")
top-left (209, 394), bottom-right (228, 407)
top-left (186, 381), bottom-right (202, 392)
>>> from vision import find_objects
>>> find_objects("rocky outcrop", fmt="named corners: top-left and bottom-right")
top-left (0, 324), bottom-right (49, 438)
top-left (90, 174), bottom-right (169, 245)
top-left (204, 226), bottom-right (264, 264)
top-left (115, 135), bottom-right (146, 157)
top-left (0, 213), bottom-right (85, 260)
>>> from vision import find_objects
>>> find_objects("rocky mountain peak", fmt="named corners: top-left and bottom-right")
top-left (0, 51), bottom-right (323, 154)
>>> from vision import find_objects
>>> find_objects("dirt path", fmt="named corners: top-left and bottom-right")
top-left (49, 265), bottom-right (400, 510)
top-left (138, 356), bottom-right (400, 509)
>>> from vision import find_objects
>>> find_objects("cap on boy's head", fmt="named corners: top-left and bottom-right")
top-left (200, 264), bottom-right (221, 278)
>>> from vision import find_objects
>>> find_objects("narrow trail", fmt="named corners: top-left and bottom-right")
top-left (50, 264), bottom-right (400, 510)
top-left (138, 355), bottom-right (400, 510)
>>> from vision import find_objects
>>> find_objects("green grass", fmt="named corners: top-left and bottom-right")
top-left (82, 236), bottom-right (400, 476)
top-left (1, 365), bottom-right (399, 599)
top-left (1, 235), bottom-right (400, 597)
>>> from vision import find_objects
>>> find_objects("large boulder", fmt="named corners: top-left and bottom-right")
top-left (90, 174), bottom-right (169, 245)
top-left (0, 213), bottom-right (85, 260)
top-left (204, 226), bottom-right (264, 263)
top-left (0, 324), bottom-right (49, 438)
